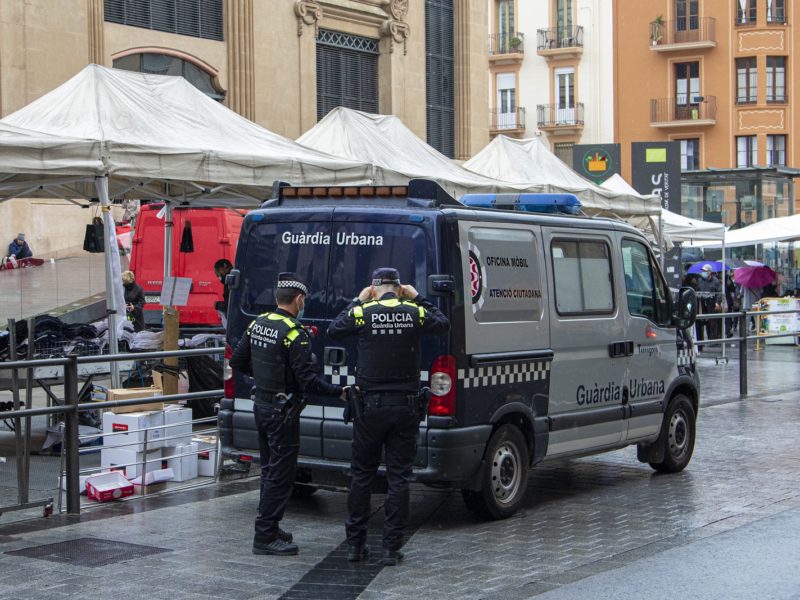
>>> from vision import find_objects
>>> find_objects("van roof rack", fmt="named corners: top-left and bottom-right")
top-left (262, 179), bottom-right (462, 209)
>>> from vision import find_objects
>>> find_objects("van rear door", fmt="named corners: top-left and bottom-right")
top-left (320, 213), bottom-right (435, 466)
top-left (232, 213), bottom-right (334, 457)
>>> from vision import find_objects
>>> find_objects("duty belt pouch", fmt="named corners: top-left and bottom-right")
top-left (417, 387), bottom-right (431, 422)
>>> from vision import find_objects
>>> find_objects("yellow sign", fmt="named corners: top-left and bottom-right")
top-left (646, 148), bottom-right (667, 163)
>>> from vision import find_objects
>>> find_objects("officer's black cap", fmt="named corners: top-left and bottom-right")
top-left (371, 267), bottom-right (401, 286)
top-left (276, 272), bottom-right (308, 295)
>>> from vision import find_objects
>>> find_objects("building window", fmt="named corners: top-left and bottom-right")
top-left (555, 67), bottom-right (575, 122)
top-left (679, 139), bottom-right (700, 170)
top-left (426, 0), bottom-right (455, 158)
top-left (552, 239), bottom-right (614, 315)
top-left (113, 52), bottom-right (224, 100)
top-left (493, 72), bottom-right (518, 129)
top-left (767, 0), bottom-right (786, 23)
top-left (556, 0), bottom-right (573, 41)
top-left (554, 142), bottom-right (574, 168)
top-left (104, 0), bottom-right (223, 41)
top-left (767, 135), bottom-right (786, 166)
top-left (675, 62), bottom-right (700, 118)
top-left (736, 135), bottom-right (757, 167)
top-left (316, 30), bottom-right (379, 121)
top-left (675, 0), bottom-right (699, 31)
top-left (766, 57), bottom-right (787, 102)
top-left (736, 0), bottom-right (757, 24)
top-left (736, 57), bottom-right (757, 104)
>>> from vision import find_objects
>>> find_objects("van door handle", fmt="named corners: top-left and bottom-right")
top-left (324, 347), bottom-right (346, 366)
top-left (608, 340), bottom-right (634, 358)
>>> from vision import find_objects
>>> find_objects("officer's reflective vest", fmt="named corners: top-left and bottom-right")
top-left (351, 298), bottom-right (425, 388)
top-left (247, 312), bottom-right (302, 402)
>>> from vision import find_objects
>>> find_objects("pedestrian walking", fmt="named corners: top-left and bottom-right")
top-left (229, 272), bottom-right (345, 556)
top-left (696, 264), bottom-right (722, 347)
top-left (121, 270), bottom-right (146, 332)
top-left (328, 267), bottom-right (449, 566)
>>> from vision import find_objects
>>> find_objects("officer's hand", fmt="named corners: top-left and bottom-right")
top-left (340, 386), bottom-right (350, 402)
top-left (358, 287), bottom-right (373, 302)
top-left (400, 284), bottom-right (419, 299)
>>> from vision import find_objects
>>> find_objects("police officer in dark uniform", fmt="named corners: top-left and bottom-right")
top-left (230, 273), bottom-right (345, 556)
top-left (328, 268), bottom-right (449, 565)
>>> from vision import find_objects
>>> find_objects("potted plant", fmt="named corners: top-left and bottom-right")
top-left (509, 35), bottom-right (523, 51)
top-left (651, 15), bottom-right (664, 46)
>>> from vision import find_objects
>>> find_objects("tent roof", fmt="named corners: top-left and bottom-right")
top-left (0, 65), bottom-right (381, 205)
top-left (695, 213), bottom-right (800, 248)
top-left (464, 135), bottom-right (661, 217)
top-left (297, 107), bottom-right (534, 198)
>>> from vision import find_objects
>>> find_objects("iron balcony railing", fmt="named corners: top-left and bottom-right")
top-left (650, 96), bottom-right (717, 123)
top-left (537, 26), bottom-right (584, 51)
top-left (490, 107), bottom-right (526, 130)
top-left (766, 12), bottom-right (787, 24)
top-left (536, 103), bottom-right (584, 127)
top-left (488, 32), bottom-right (524, 55)
top-left (650, 17), bottom-right (716, 46)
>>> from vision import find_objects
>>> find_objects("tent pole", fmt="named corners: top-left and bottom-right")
top-left (95, 176), bottom-right (122, 387)
top-left (721, 240), bottom-right (726, 360)
top-left (164, 202), bottom-right (173, 283)
top-left (659, 212), bottom-right (665, 270)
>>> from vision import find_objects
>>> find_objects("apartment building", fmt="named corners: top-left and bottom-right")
top-left (486, 0), bottom-right (614, 166)
top-left (614, 0), bottom-right (797, 226)
top-left (0, 0), bottom-right (489, 255)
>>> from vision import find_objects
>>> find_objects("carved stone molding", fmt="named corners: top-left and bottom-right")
top-left (381, 0), bottom-right (410, 54)
top-left (295, 0), bottom-right (323, 37)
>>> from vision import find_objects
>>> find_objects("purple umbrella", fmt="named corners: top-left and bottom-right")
top-left (687, 260), bottom-right (731, 274)
top-left (734, 265), bottom-right (775, 289)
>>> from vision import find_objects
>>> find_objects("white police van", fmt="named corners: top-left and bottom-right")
top-left (220, 180), bottom-right (699, 519)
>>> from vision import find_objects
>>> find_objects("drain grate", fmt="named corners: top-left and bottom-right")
top-left (6, 537), bottom-right (170, 567)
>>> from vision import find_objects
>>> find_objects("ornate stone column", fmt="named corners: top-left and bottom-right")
top-left (226, 0), bottom-right (255, 120)
top-left (87, 0), bottom-right (104, 64)
top-left (295, 1), bottom-right (322, 133)
top-left (454, 0), bottom-right (488, 160)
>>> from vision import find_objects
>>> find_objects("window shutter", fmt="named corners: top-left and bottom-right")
top-left (104, 0), bottom-right (223, 41)
top-left (425, 0), bottom-right (455, 158)
top-left (316, 30), bottom-right (379, 121)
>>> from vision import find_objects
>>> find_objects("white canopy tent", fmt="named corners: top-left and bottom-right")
top-left (0, 65), bottom-right (390, 383)
top-left (464, 136), bottom-right (661, 218)
top-left (689, 213), bottom-right (800, 248)
top-left (298, 107), bottom-right (539, 198)
top-left (602, 174), bottom-right (725, 245)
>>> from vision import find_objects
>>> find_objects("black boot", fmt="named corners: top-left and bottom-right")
top-left (347, 544), bottom-right (370, 562)
top-left (253, 538), bottom-right (299, 556)
top-left (381, 548), bottom-right (404, 566)
top-left (277, 528), bottom-right (293, 543)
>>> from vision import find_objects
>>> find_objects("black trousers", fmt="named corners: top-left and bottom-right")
top-left (346, 399), bottom-right (418, 551)
top-left (253, 403), bottom-right (300, 543)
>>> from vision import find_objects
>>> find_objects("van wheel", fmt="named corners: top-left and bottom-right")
top-left (649, 394), bottom-right (696, 473)
top-left (461, 424), bottom-right (529, 520)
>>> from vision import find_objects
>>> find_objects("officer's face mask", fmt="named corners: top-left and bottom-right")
top-left (296, 297), bottom-right (305, 320)
top-left (701, 272), bottom-right (709, 280)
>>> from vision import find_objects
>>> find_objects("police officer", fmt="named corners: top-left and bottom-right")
top-left (230, 272), bottom-right (345, 556)
top-left (328, 268), bottom-right (449, 565)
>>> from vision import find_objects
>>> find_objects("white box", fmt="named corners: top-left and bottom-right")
top-left (193, 436), bottom-right (218, 477)
top-left (101, 447), bottom-right (162, 480)
top-left (102, 411), bottom-right (165, 450)
top-left (162, 443), bottom-right (198, 482)
top-left (162, 405), bottom-right (193, 447)
top-left (85, 471), bottom-right (134, 502)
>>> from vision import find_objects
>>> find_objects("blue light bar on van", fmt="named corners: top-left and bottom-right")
top-left (460, 193), bottom-right (582, 215)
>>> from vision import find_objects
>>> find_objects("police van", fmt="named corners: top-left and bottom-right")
top-left (220, 180), bottom-right (699, 519)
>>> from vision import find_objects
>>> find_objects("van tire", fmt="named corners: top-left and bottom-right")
top-left (649, 394), bottom-right (696, 473)
top-left (461, 424), bottom-right (529, 520)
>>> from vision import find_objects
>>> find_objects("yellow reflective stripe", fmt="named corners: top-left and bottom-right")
top-left (378, 299), bottom-right (401, 307)
top-left (361, 301), bottom-right (379, 309)
top-left (284, 327), bottom-right (301, 347)
top-left (353, 305), bottom-right (365, 326)
top-left (417, 305), bottom-right (425, 325)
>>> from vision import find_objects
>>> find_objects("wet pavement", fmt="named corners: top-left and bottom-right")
top-left (0, 348), bottom-right (798, 599)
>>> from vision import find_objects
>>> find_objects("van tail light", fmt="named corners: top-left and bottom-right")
top-left (428, 355), bottom-right (456, 417)
top-left (224, 343), bottom-right (234, 399)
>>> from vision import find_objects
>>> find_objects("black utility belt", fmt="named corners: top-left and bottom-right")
top-left (362, 393), bottom-right (416, 407)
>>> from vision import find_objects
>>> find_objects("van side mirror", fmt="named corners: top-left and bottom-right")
top-left (428, 274), bottom-right (455, 296)
top-left (226, 269), bottom-right (241, 291)
top-left (673, 286), bottom-right (697, 329)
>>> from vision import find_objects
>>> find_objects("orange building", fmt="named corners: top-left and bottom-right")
top-left (614, 0), bottom-right (798, 226)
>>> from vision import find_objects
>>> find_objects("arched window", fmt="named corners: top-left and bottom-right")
top-left (113, 52), bottom-right (225, 101)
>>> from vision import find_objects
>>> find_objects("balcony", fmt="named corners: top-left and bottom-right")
top-left (650, 96), bottom-right (717, 128)
top-left (650, 17), bottom-right (716, 51)
top-left (536, 26), bottom-right (584, 59)
top-left (490, 107), bottom-right (526, 136)
top-left (488, 32), bottom-right (524, 65)
top-left (536, 103), bottom-right (584, 135)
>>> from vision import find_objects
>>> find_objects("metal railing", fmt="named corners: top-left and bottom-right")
top-left (490, 107), bottom-right (526, 131)
top-left (650, 17), bottom-right (716, 46)
top-left (488, 32), bottom-right (524, 55)
top-left (537, 103), bottom-right (584, 128)
top-left (0, 347), bottom-right (223, 516)
top-left (650, 96), bottom-right (717, 123)
top-left (692, 307), bottom-right (800, 397)
top-left (536, 26), bottom-right (584, 51)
